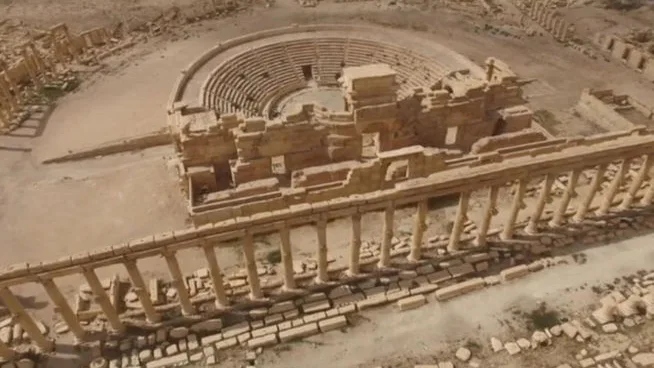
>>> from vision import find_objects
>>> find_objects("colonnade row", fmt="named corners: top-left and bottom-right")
top-left (0, 42), bottom-right (51, 129)
top-left (1, 24), bottom-right (108, 130)
top-left (521, 0), bottom-right (570, 42)
top-left (1, 155), bottom-right (653, 358)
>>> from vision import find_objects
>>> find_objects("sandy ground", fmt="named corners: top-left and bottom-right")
top-left (0, 0), bottom-right (653, 360)
top-left (247, 234), bottom-right (654, 368)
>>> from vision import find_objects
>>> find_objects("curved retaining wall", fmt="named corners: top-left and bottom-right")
top-left (166, 23), bottom-right (486, 113)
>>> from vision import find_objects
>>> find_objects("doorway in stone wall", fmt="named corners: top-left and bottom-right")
top-left (302, 65), bottom-right (313, 81)
top-left (213, 161), bottom-right (232, 191)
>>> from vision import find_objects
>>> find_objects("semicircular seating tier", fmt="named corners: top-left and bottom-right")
top-left (201, 37), bottom-right (450, 118)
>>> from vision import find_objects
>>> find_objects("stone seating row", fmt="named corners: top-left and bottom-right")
top-left (203, 37), bottom-right (449, 116)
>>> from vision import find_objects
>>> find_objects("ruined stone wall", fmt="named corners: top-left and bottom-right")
top-left (1, 126), bottom-right (654, 363)
top-left (0, 23), bottom-right (133, 132)
top-left (575, 89), bottom-right (642, 131)
top-left (594, 33), bottom-right (654, 83)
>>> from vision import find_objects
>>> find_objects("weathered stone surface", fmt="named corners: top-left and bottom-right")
top-left (516, 338), bottom-right (531, 349)
top-left (191, 319), bottom-right (222, 333)
top-left (561, 322), bottom-right (578, 338)
top-left (215, 337), bottom-right (238, 350)
top-left (169, 327), bottom-right (189, 340)
top-left (633, 353), bottom-right (654, 367)
top-left (278, 323), bottom-right (319, 343)
top-left (435, 278), bottom-right (485, 301)
top-left (303, 300), bottom-right (331, 314)
top-left (138, 349), bottom-right (153, 363)
top-left (318, 316), bottom-right (347, 332)
top-left (500, 265), bottom-right (529, 281)
top-left (504, 342), bottom-right (521, 355)
top-left (602, 323), bottom-right (618, 333)
top-left (165, 344), bottom-right (178, 356)
top-left (578, 358), bottom-right (594, 368)
top-left (222, 322), bottom-right (250, 339)
top-left (397, 295), bottom-right (427, 311)
top-left (490, 337), bottom-right (503, 352)
top-left (248, 333), bottom-right (278, 349)
top-left (145, 353), bottom-right (189, 368)
top-left (252, 325), bottom-right (278, 338)
top-left (201, 332), bottom-right (223, 346)
top-left (455, 347), bottom-right (471, 362)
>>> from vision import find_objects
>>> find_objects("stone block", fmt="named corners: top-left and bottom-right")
top-left (264, 313), bottom-right (284, 325)
top-left (338, 304), bottom-right (357, 314)
top-left (222, 322), bottom-right (250, 339)
top-left (248, 334), bottom-right (278, 349)
top-left (269, 301), bottom-right (296, 314)
top-left (278, 323), bottom-right (319, 343)
top-left (426, 270), bottom-right (451, 284)
top-left (169, 327), bottom-right (189, 340)
top-left (190, 319), bottom-right (222, 333)
top-left (333, 292), bottom-right (365, 306)
top-left (357, 295), bottom-right (388, 310)
top-left (448, 263), bottom-right (475, 278)
top-left (500, 265), bottom-right (529, 281)
top-left (410, 284), bottom-right (439, 296)
top-left (303, 312), bottom-right (327, 324)
top-left (386, 289), bottom-right (411, 302)
top-left (318, 316), bottom-right (347, 332)
top-left (397, 295), bottom-right (427, 311)
top-left (416, 264), bottom-right (436, 275)
top-left (145, 353), bottom-right (189, 368)
top-left (435, 278), bottom-right (485, 301)
top-left (252, 325), bottom-right (279, 338)
top-left (303, 300), bottom-right (331, 314)
top-left (201, 333), bottom-right (223, 346)
top-left (214, 338), bottom-right (237, 351)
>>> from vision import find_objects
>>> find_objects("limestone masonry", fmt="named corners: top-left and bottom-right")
top-left (2, 22), bottom-right (654, 368)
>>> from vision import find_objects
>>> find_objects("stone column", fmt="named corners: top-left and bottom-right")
top-left (41, 278), bottom-right (86, 340)
top-left (315, 218), bottom-right (329, 283)
top-left (525, 174), bottom-right (555, 234)
top-left (0, 103), bottom-right (8, 128)
top-left (0, 340), bottom-right (15, 360)
top-left (549, 169), bottom-right (581, 227)
top-left (597, 159), bottom-right (632, 216)
top-left (573, 164), bottom-right (607, 222)
top-left (619, 155), bottom-right (652, 210)
top-left (279, 223), bottom-right (297, 290)
top-left (0, 287), bottom-right (54, 351)
top-left (0, 67), bottom-right (20, 104)
top-left (201, 242), bottom-right (229, 308)
top-left (448, 191), bottom-right (471, 251)
top-left (475, 186), bottom-right (499, 247)
top-left (0, 78), bottom-right (17, 112)
top-left (641, 167), bottom-right (654, 207)
top-left (242, 232), bottom-right (263, 299)
top-left (348, 213), bottom-right (362, 276)
top-left (123, 259), bottom-right (161, 323)
top-left (81, 269), bottom-right (125, 333)
top-left (27, 42), bottom-right (48, 76)
top-left (408, 199), bottom-right (428, 262)
top-left (501, 179), bottom-right (528, 240)
top-left (558, 21), bottom-right (568, 42)
top-left (162, 251), bottom-right (195, 315)
top-left (21, 49), bottom-right (43, 89)
top-left (378, 203), bottom-right (394, 268)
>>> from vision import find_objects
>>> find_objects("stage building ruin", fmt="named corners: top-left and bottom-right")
top-left (168, 26), bottom-right (534, 224)
top-left (4, 24), bottom-right (654, 368)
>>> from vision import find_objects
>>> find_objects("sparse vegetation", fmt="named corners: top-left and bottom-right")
top-left (526, 303), bottom-right (561, 330)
